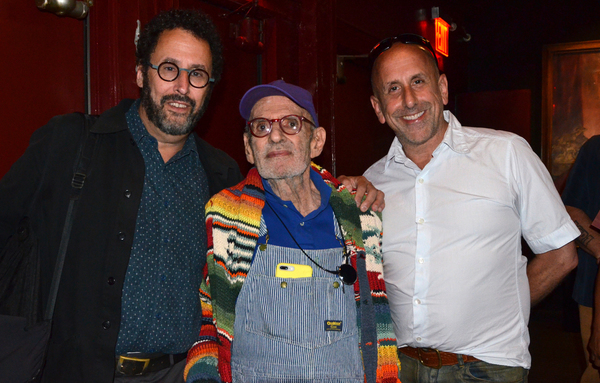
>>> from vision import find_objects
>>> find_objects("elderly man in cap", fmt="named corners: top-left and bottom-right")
top-left (184, 80), bottom-right (400, 383)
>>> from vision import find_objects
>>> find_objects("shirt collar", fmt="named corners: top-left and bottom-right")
top-left (126, 99), bottom-right (151, 145)
top-left (439, 111), bottom-right (471, 155)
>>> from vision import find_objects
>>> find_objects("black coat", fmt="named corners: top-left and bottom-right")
top-left (0, 99), bottom-right (243, 383)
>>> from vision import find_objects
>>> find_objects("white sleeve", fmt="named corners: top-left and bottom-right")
top-left (508, 136), bottom-right (579, 253)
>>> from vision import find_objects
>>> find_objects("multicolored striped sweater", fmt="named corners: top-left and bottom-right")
top-left (184, 163), bottom-right (400, 383)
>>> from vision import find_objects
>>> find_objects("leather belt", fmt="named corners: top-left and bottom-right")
top-left (115, 352), bottom-right (187, 376)
top-left (398, 346), bottom-right (479, 369)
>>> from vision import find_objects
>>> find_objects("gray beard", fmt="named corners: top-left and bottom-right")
top-left (140, 73), bottom-right (211, 136)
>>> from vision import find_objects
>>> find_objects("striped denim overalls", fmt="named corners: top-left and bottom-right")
top-left (230, 242), bottom-right (363, 382)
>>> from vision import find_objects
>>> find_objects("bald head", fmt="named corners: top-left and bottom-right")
top-left (371, 43), bottom-right (440, 95)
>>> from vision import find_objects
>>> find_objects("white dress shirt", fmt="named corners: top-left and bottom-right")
top-left (364, 111), bottom-right (579, 368)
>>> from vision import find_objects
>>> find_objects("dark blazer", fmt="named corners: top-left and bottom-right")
top-left (0, 99), bottom-right (243, 383)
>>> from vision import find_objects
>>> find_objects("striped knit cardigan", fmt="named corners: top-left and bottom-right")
top-left (184, 163), bottom-right (400, 383)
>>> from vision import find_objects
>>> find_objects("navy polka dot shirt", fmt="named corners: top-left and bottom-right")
top-left (115, 100), bottom-right (209, 354)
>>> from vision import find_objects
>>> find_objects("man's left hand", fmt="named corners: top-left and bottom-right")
top-left (589, 325), bottom-right (600, 368)
top-left (338, 175), bottom-right (384, 212)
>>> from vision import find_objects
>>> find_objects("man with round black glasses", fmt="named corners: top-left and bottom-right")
top-left (183, 79), bottom-right (400, 383)
top-left (0, 9), bottom-right (243, 383)
top-left (361, 33), bottom-right (580, 382)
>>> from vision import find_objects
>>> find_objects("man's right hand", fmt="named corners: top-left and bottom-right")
top-left (337, 175), bottom-right (385, 213)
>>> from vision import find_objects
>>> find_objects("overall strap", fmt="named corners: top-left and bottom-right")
top-left (44, 113), bottom-right (98, 321)
top-left (356, 252), bottom-right (377, 383)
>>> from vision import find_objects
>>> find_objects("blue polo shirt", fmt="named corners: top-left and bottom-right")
top-left (115, 100), bottom-right (210, 354)
top-left (259, 169), bottom-right (341, 250)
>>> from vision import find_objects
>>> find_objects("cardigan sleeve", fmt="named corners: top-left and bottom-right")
top-left (184, 275), bottom-right (221, 382)
top-left (184, 214), bottom-right (222, 383)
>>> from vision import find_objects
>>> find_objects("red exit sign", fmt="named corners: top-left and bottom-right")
top-left (435, 18), bottom-right (449, 57)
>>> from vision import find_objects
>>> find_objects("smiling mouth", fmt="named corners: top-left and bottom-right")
top-left (168, 102), bottom-right (189, 109)
top-left (402, 111), bottom-right (425, 121)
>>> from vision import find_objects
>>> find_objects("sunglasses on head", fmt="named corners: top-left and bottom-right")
top-left (368, 33), bottom-right (438, 69)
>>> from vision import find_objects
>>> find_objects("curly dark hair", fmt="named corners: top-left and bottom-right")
top-left (136, 8), bottom-right (224, 83)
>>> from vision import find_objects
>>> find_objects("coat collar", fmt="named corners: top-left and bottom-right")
top-left (90, 99), bottom-right (135, 134)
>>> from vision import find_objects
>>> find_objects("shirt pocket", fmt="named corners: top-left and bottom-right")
top-left (243, 274), bottom-right (357, 349)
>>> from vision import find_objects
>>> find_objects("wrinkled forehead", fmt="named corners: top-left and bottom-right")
top-left (249, 95), bottom-right (312, 120)
top-left (374, 43), bottom-right (438, 77)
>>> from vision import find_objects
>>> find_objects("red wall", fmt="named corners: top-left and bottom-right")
top-left (0, 2), bottom-right (85, 177)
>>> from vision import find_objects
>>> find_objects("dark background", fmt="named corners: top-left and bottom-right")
top-left (2, 0), bottom-right (599, 380)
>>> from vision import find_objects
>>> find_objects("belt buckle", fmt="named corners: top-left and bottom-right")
top-left (417, 348), bottom-right (442, 369)
top-left (116, 355), bottom-right (151, 376)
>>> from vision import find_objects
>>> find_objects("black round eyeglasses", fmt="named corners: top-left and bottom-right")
top-left (148, 61), bottom-right (215, 89)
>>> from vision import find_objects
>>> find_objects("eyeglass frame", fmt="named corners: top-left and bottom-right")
top-left (246, 115), bottom-right (316, 138)
top-left (147, 61), bottom-right (215, 89)
top-left (368, 33), bottom-right (438, 70)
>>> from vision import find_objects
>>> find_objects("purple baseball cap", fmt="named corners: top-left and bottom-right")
top-left (239, 79), bottom-right (319, 127)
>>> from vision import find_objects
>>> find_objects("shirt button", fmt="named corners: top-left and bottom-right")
top-left (418, 258), bottom-right (424, 264)
top-left (117, 232), bottom-right (126, 241)
top-left (160, 274), bottom-right (166, 281)
top-left (102, 320), bottom-right (111, 330)
top-left (417, 218), bottom-right (425, 224)
top-left (416, 337), bottom-right (422, 342)
top-left (280, 281), bottom-right (288, 289)
top-left (124, 190), bottom-right (132, 198)
top-left (107, 277), bottom-right (116, 285)
top-left (333, 281), bottom-right (340, 288)
top-left (418, 178), bottom-right (424, 184)
top-left (415, 299), bottom-right (421, 305)
top-left (300, 222), bottom-right (305, 226)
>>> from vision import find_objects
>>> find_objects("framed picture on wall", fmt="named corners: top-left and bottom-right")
top-left (542, 40), bottom-right (600, 182)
